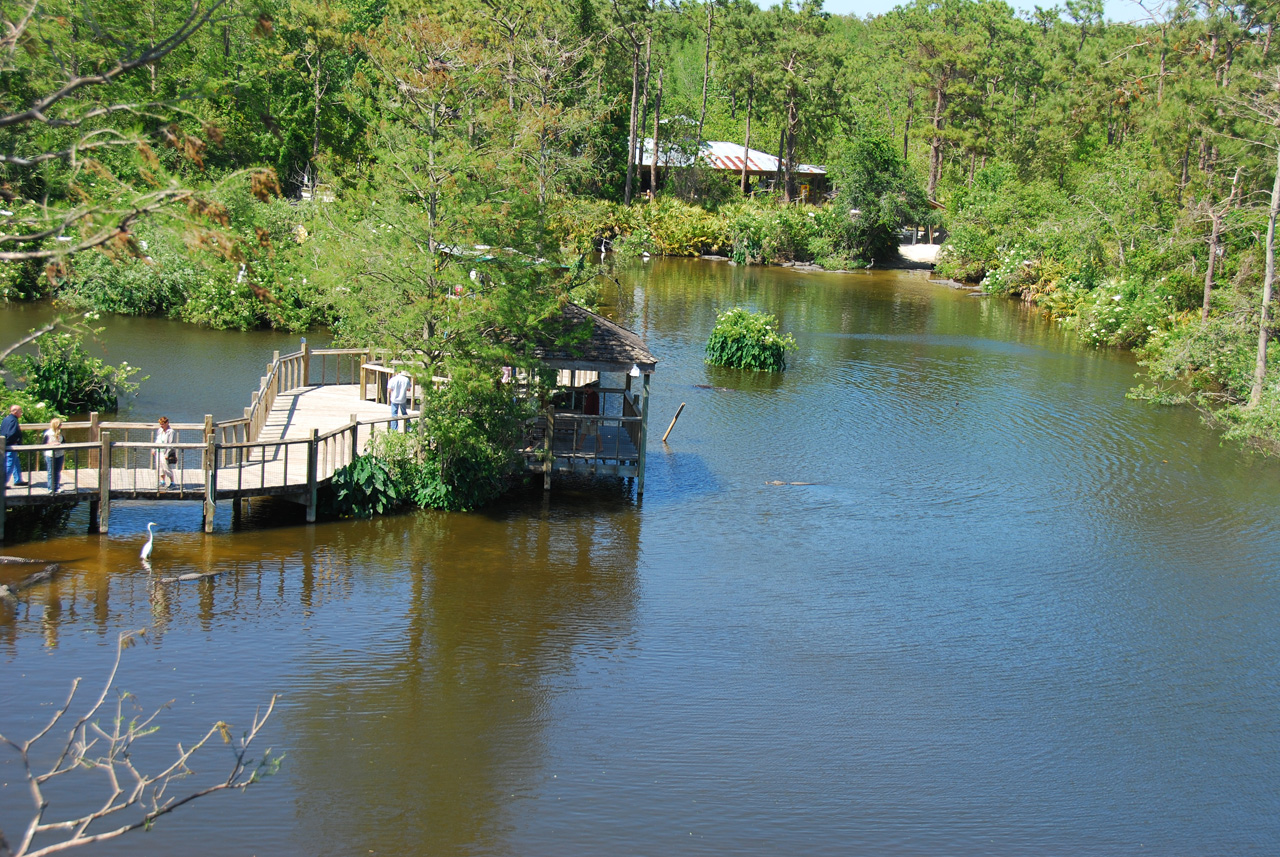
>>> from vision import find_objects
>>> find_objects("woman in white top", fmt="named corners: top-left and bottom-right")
top-left (43, 417), bottom-right (64, 492)
top-left (154, 416), bottom-right (177, 489)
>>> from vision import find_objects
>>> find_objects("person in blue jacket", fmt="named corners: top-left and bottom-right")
top-left (2, 405), bottom-right (26, 486)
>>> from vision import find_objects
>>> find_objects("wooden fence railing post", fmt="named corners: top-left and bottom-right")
top-left (203, 435), bottom-right (217, 533)
top-left (88, 412), bottom-right (100, 468)
top-left (350, 415), bottom-right (359, 464)
top-left (203, 414), bottom-right (213, 471)
top-left (636, 374), bottom-right (650, 497)
top-left (301, 340), bottom-right (311, 386)
top-left (98, 431), bottom-right (111, 533)
top-left (305, 428), bottom-right (319, 523)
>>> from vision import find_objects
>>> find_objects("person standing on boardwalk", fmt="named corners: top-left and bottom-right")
top-left (154, 416), bottom-right (177, 489)
top-left (2, 405), bottom-right (25, 486)
top-left (388, 369), bottom-right (412, 432)
top-left (43, 417), bottom-right (64, 492)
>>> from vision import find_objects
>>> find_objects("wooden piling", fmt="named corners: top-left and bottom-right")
top-left (97, 431), bottom-right (111, 533)
top-left (203, 432), bottom-right (217, 533)
top-left (661, 402), bottom-right (686, 444)
top-left (305, 428), bottom-right (319, 523)
top-left (636, 374), bottom-right (650, 497)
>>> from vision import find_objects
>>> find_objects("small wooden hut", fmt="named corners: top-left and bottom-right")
top-left (523, 304), bottom-right (658, 495)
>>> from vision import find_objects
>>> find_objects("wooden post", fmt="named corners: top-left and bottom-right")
top-left (305, 428), bottom-right (319, 523)
top-left (301, 340), bottom-right (311, 386)
top-left (88, 412), bottom-right (100, 468)
top-left (232, 498), bottom-right (243, 527)
top-left (203, 433), bottom-right (217, 533)
top-left (98, 431), bottom-right (111, 534)
top-left (661, 402), bottom-right (686, 443)
top-left (636, 374), bottom-right (650, 497)
top-left (350, 414), bottom-right (360, 464)
top-left (203, 414), bottom-right (213, 472)
top-left (543, 410), bottom-right (553, 492)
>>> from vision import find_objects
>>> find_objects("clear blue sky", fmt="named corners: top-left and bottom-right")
top-left (810, 0), bottom-right (1150, 22)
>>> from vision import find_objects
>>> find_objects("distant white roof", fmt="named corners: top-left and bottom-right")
top-left (638, 139), bottom-right (825, 176)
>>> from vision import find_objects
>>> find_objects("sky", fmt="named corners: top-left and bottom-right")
top-left (809, 0), bottom-right (1151, 22)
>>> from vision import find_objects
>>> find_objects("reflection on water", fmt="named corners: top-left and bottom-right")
top-left (3, 262), bottom-right (1280, 855)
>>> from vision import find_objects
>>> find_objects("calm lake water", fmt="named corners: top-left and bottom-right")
top-left (2, 260), bottom-right (1279, 855)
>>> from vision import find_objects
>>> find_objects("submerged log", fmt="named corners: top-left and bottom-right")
top-left (0, 563), bottom-right (61, 600)
top-left (160, 569), bottom-right (226, 584)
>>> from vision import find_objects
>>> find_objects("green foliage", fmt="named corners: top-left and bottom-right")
top-left (721, 201), bottom-right (821, 265)
top-left (1070, 278), bottom-right (1180, 348)
top-left (1134, 305), bottom-right (1258, 402)
top-left (323, 453), bottom-right (406, 519)
top-left (825, 135), bottom-right (933, 264)
top-left (179, 271), bottom-right (267, 331)
top-left (9, 330), bottom-right (143, 413)
top-left (705, 307), bottom-right (795, 372)
top-left (412, 369), bottom-right (537, 511)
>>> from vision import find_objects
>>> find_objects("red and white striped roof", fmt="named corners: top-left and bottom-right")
top-left (638, 139), bottom-right (825, 176)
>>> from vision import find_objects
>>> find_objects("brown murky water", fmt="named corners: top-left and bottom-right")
top-left (2, 261), bottom-right (1279, 855)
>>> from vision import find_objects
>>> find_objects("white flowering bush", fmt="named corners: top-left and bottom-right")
top-left (1074, 277), bottom-right (1177, 348)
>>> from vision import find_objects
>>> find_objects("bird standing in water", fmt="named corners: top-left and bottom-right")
top-left (141, 522), bottom-right (157, 561)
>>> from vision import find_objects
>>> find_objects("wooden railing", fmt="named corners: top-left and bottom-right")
top-left (0, 346), bottom-right (422, 538)
top-left (0, 343), bottom-right (653, 538)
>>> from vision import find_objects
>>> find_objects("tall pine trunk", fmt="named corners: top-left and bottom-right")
top-left (741, 76), bottom-right (754, 195)
top-left (625, 49), bottom-right (640, 205)
top-left (651, 69), bottom-right (663, 198)
top-left (697, 4), bottom-right (713, 144)
top-left (1249, 145), bottom-right (1280, 409)
top-left (927, 87), bottom-right (944, 201)
top-left (636, 32), bottom-right (652, 191)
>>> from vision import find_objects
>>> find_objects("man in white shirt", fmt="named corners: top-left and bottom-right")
top-left (388, 369), bottom-right (412, 431)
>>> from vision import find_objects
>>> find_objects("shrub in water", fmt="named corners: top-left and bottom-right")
top-left (705, 308), bottom-right (795, 372)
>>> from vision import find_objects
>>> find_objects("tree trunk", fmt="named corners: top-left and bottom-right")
top-left (310, 50), bottom-right (323, 197)
top-left (927, 86), bottom-right (944, 201)
top-left (784, 103), bottom-right (798, 203)
top-left (625, 50), bottom-right (640, 205)
top-left (697, 4), bottom-right (713, 144)
top-left (651, 69), bottom-right (663, 198)
top-left (775, 125), bottom-right (785, 195)
top-left (1248, 145), bottom-right (1280, 409)
top-left (741, 76), bottom-right (753, 195)
top-left (904, 86), bottom-right (914, 162)
top-left (636, 32), bottom-right (652, 187)
top-left (1203, 168), bottom-right (1241, 321)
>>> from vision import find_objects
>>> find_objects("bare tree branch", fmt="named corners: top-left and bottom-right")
top-left (0, 629), bottom-right (278, 857)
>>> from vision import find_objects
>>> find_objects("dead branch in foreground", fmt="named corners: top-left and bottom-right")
top-left (0, 629), bottom-right (279, 857)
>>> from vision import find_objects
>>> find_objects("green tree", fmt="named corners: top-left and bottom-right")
top-left (828, 134), bottom-right (931, 262)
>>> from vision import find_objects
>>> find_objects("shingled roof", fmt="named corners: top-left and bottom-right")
top-left (534, 303), bottom-right (658, 375)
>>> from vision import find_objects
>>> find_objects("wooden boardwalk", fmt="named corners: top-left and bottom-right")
top-left (0, 348), bottom-right (408, 536)
top-left (0, 333), bottom-right (655, 539)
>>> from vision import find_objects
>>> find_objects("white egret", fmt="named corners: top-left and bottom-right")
top-left (140, 522), bottom-right (157, 561)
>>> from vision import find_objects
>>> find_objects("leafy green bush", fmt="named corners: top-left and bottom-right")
top-left (8, 330), bottom-right (143, 413)
top-left (323, 453), bottom-right (406, 518)
top-left (55, 231), bottom-right (194, 317)
top-left (1071, 277), bottom-right (1180, 348)
top-left (179, 271), bottom-right (267, 330)
top-left (721, 201), bottom-right (821, 265)
top-left (705, 307), bottom-right (795, 372)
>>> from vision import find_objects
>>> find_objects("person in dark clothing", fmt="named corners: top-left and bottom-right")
top-left (2, 405), bottom-right (25, 485)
